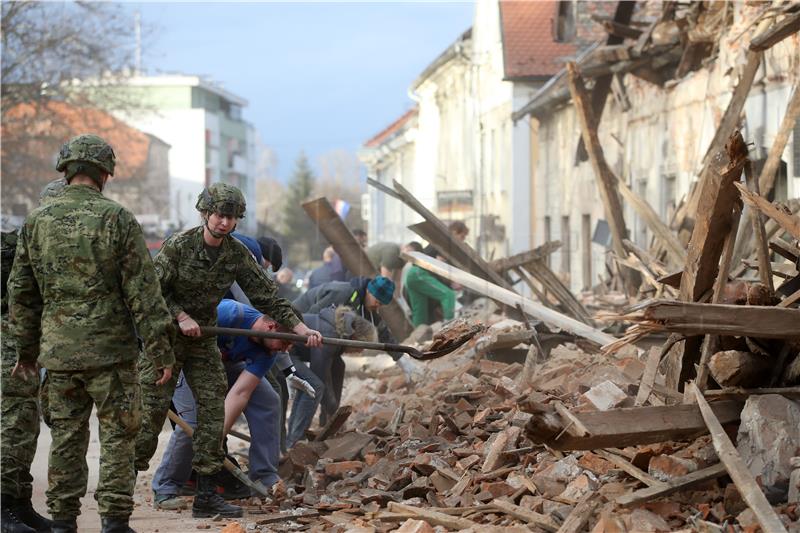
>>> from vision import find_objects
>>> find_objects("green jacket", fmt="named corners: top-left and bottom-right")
top-left (154, 226), bottom-right (300, 331)
top-left (8, 184), bottom-right (175, 371)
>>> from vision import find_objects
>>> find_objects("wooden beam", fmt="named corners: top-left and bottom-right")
top-left (302, 197), bottom-right (412, 340)
top-left (616, 463), bottom-right (727, 507)
top-left (697, 202), bottom-right (742, 391)
top-left (618, 180), bottom-right (687, 266)
top-left (489, 241), bottom-right (562, 273)
top-left (778, 287), bottom-right (800, 308)
top-left (402, 251), bottom-right (617, 347)
top-left (556, 493), bottom-right (599, 533)
top-left (635, 346), bottom-right (662, 406)
top-left (744, 160), bottom-right (774, 290)
top-left (491, 498), bottom-right (559, 532)
top-left (576, 0), bottom-right (637, 161)
top-left (387, 502), bottom-right (482, 530)
top-left (692, 384), bottom-right (788, 533)
top-left (736, 182), bottom-right (800, 241)
top-left (676, 51), bottom-right (762, 234)
top-left (567, 61), bottom-right (637, 293)
top-left (313, 405), bottom-right (353, 442)
top-left (673, 132), bottom-right (748, 390)
top-left (750, 11), bottom-right (800, 51)
top-left (630, 299), bottom-right (800, 339)
top-left (524, 400), bottom-right (744, 450)
top-left (759, 84), bottom-right (800, 196)
top-left (521, 261), bottom-right (594, 325)
top-left (769, 238), bottom-right (800, 263)
top-left (595, 449), bottom-right (665, 487)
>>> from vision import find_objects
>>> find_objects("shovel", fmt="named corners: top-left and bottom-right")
top-left (200, 323), bottom-right (480, 361)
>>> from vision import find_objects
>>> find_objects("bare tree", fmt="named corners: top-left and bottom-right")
top-left (1, 1), bottom-right (149, 216)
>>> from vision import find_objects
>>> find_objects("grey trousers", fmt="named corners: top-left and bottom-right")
top-left (151, 361), bottom-right (282, 495)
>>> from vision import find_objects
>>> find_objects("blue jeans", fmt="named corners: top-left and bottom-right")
top-left (285, 357), bottom-right (324, 449)
top-left (151, 362), bottom-right (282, 495)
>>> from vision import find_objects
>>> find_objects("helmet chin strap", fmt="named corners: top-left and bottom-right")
top-left (203, 214), bottom-right (236, 239)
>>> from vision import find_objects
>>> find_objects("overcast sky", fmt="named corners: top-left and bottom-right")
top-left (134, 2), bottom-right (473, 182)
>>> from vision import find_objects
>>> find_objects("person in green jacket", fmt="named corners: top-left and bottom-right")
top-left (404, 245), bottom-right (456, 327)
top-left (9, 135), bottom-right (175, 533)
top-left (134, 182), bottom-right (322, 519)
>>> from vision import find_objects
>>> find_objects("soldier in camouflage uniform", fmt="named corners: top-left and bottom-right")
top-left (134, 182), bottom-right (323, 518)
top-left (8, 135), bottom-right (175, 533)
top-left (1, 179), bottom-right (67, 533)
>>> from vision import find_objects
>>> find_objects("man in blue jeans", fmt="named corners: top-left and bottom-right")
top-left (151, 299), bottom-right (317, 510)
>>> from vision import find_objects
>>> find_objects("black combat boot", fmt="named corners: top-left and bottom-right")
top-left (191, 473), bottom-right (243, 518)
top-left (49, 517), bottom-right (78, 533)
top-left (1, 494), bottom-right (36, 533)
top-left (11, 498), bottom-right (51, 533)
top-left (100, 515), bottom-right (136, 533)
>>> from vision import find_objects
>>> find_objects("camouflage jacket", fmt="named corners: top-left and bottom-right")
top-left (154, 226), bottom-right (300, 331)
top-left (8, 185), bottom-right (175, 371)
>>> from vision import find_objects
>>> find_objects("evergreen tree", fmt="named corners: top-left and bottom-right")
top-left (282, 152), bottom-right (320, 264)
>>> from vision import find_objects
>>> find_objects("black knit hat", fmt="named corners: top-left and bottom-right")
top-left (258, 236), bottom-right (283, 272)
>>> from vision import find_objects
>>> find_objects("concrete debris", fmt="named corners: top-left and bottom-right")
top-left (736, 394), bottom-right (800, 502)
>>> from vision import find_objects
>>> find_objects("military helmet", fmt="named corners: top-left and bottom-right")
top-left (55, 134), bottom-right (116, 176)
top-left (195, 183), bottom-right (246, 218)
top-left (39, 178), bottom-right (68, 202)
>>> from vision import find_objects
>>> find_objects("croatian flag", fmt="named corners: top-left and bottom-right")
top-left (334, 199), bottom-right (350, 220)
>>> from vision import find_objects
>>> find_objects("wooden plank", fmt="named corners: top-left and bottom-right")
top-left (394, 180), bottom-right (512, 290)
top-left (635, 346), bottom-right (661, 406)
top-left (736, 182), bottom-right (800, 241)
top-left (676, 51), bottom-right (762, 238)
top-left (402, 251), bottom-right (617, 347)
top-left (491, 498), bottom-right (559, 532)
top-left (489, 241), bottom-right (562, 273)
top-left (575, 0), bottom-right (637, 161)
top-left (769, 238), bottom-right (800, 263)
top-left (750, 11), bottom-right (800, 51)
top-left (618, 180), bottom-right (686, 266)
top-left (697, 202), bottom-right (742, 391)
top-left (636, 300), bottom-right (800, 339)
top-left (744, 160), bottom-right (774, 290)
top-left (673, 132), bottom-right (748, 390)
top-left (553, 401), bottom-right (590, 437)
top-left (526, 400), bottom-right (744, 450)
top-left (595, 449), bottom-right (665, 487)
top-left (692, 384), bottom-right (788, 533)
top-left (703, 386), bottom-right (800, 400)
top-left (556, 493), bottom-right (600, 533)
top-left (302, 197), bottom-right (412, 340)
top-left (616, 463), bottom-right (728, 507)
top-left (567, 61), bottom-right (636, 293)
top-left (522, 261), bottom-right (594, 325)
top-left (778, 287), bottom-right (800, 308)
top-left (387, 502), bottom-right (481, 530)
top-left (314, 405), bottom-right (353, 441)
top-left (759, 84), bottom-right (800, 196)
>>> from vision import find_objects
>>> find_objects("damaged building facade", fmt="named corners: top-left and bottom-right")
top-left (362, 0), bottom-right (799, 294)
top-left (518, 1), bottom-right (800, 293)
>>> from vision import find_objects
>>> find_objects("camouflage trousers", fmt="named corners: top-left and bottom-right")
top-left (46, 361), bottom-right (141, 519)
top-left (135, 335), bottom-right (227, 476)
top-left (1, 344), bottom-right (40, 499)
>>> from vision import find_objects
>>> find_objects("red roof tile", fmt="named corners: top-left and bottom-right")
top-left (499, 0), bottom-right (578, 80)
top-left (364, 107), bottom-right (418, 148)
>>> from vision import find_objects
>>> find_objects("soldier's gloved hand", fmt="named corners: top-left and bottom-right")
top-left (155, 366), bottom-right (173, 386)
top-left (12, 361), bottom-right (37, 382)
top-left (396, 354), bottom-right (425, 385)
top-left (293, 323), bottom-right (323, 348)
top-left (177, 313), bottom-right (201, 337)
top-left (287, 374), bottom-right (316, 400)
